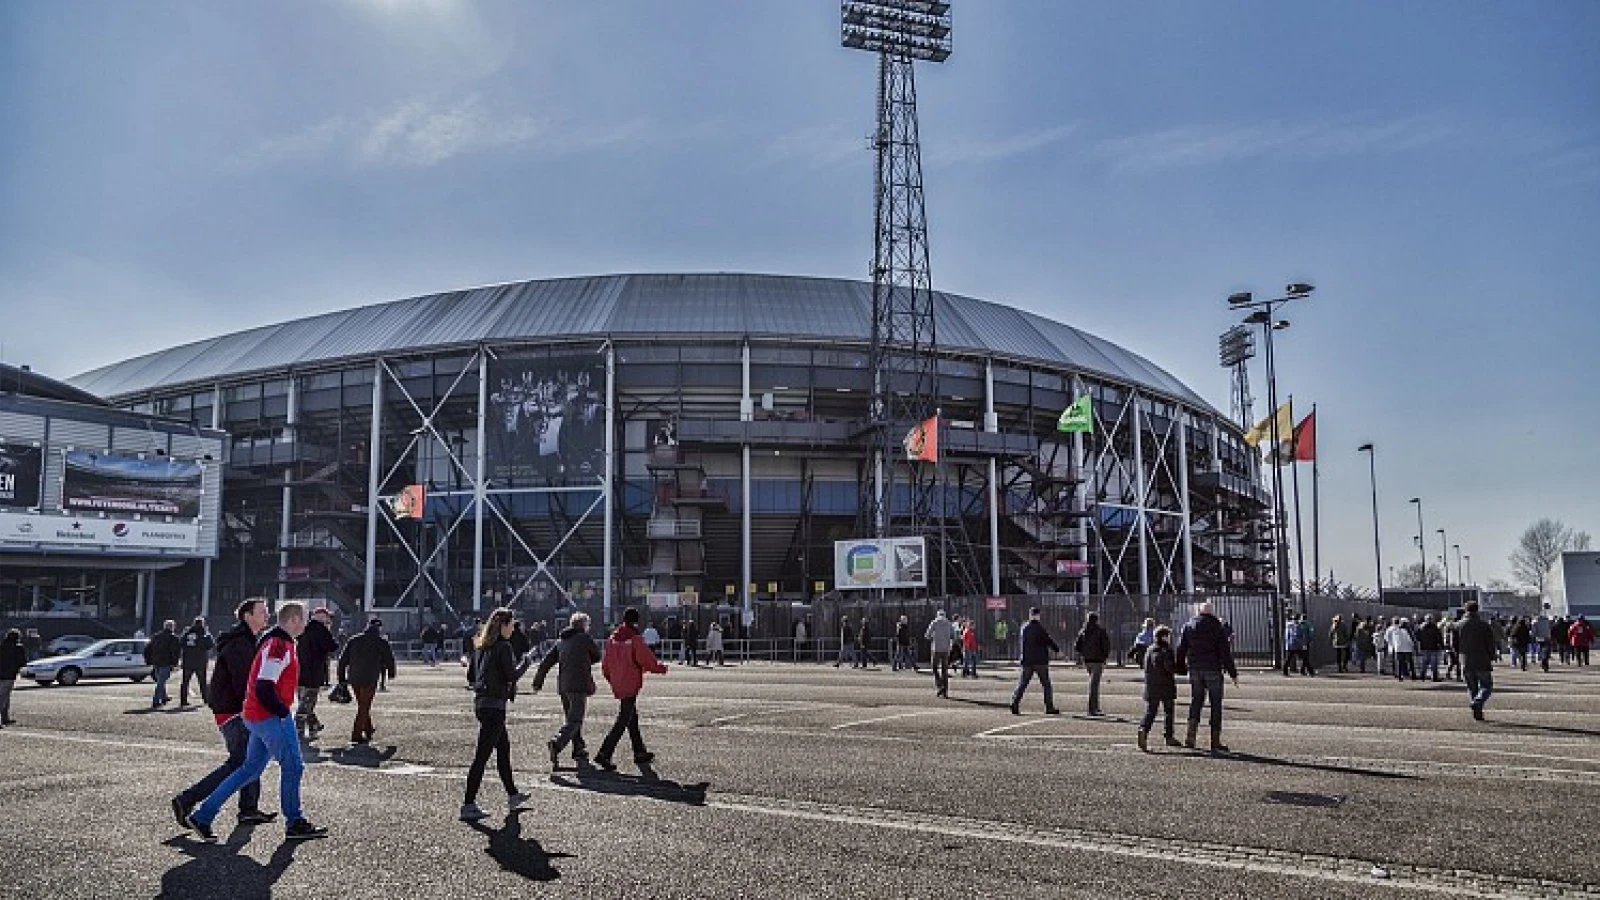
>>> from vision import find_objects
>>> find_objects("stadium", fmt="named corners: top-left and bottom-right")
top-left (65, 273), bottom-right (1274, 629)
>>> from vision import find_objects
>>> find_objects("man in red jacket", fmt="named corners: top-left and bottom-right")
top-left (594, 607), bottom-right (668, 772)
top-left (1570, 616), bottom-right (1594, 667)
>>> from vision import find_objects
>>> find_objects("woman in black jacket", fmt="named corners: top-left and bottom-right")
top-left (461, 607), bottom-right (533, 822)
top-left (1137, 626), bottom-right (1180, 752)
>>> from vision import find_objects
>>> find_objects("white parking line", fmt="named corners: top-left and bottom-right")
top-left (973, 718), bottom-right (1053, 738)
top-left (830, 710), bottom-right (939, 731)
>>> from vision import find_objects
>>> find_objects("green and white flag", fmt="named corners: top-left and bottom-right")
top-left (1057, 395), bottom-right (1093, 433)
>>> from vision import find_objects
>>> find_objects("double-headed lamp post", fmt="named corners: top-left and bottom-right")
top-left (1437, 528), bottom-right (1450, 588)
top-left (1228, 282), bottom-right (1314, 667)
top-left (1409, 497), bottom-right (1426, 586)
top-left (1358, 443), bottom-right (1382, 599)
top-left (1453, 544), bottom-right (1462, 588)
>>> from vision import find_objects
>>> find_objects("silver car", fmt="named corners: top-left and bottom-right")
top-left (22, 639), bottom-right (152, 687)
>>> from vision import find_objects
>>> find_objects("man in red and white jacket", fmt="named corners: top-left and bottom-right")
top-left (594, 607), bottom-right (668, 771)
top-left (185, 601), bottom-right (328, 842)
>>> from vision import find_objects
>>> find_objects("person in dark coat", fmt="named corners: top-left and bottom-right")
top-left (1011, 607), bottom-right (1061, 715)
top-left (419, 623), bottom-right (441, 667)
top-left (1175, 601), bottom-right (1239, 753)
top-left (1137, 626), bottom-right (1180, 752)
top-left (178, 618), bottom-right (215, 708)
top-left (1457, 601), bottom-right (1498, 721)
top-left (337, 618), bottom-right (396, 745)
top-left (295, 607), bottom-right (340, 741)
top-left (508, 620), bottom-right (532, 658)
top-left (23, 628), bottom-right (42, 662)
top-left (1074, 612), bottom-right (1112, 716)
top-left (532, 611), bottom-right (602, 766)
top-left (460, 608), bottom-right (533, 821)
top-left (682, 617), bottom-right (700, 667)
top-left (171, 599), bottom-right (274, 827)
top-left (1, 629), bottom-right (26, 725)
top-left (143, 620), bottom-right (183, 708)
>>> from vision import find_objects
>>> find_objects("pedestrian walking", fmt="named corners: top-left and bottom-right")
top-left (1533, 609), bottom-right (1553, 672)
top-left (1010, 607), bottom-right (1061, 716)
top-left (0, 629), bottom-right (25, 726)
top-left (893, 616), bottom-right (914, 672)
top-left (642, 621), bottom-right (661, 653)
top-left (460, 608), bottom-right (534, 822)
top-left (706, 621), bottom-right (726, 666)
top-left (960, 618), bottom-right (981, 678)
top-left (143, 620), bottom-right (182, 708)
top-left (792, 618), bottom-right (808, 661)
top-left (1281, 617), bottom-right (1303, 676)
top-left (171, 599), bottom-right (275, 830)
top-left (1129, 618), bottom-right (1156, 668)
top-left (1296, 615), bottom-right (1317, 676)
top-left (993, 618), bottom-right (1011, 661)
top-left (835, 617), bottom-right (854, 668)
top-left (1571, 617), bottom-right (1594, 666)
top-left (855, 618), bottom-right (875, 669)
top-left (1074, 612), bottom-right (1111, 716)
top-left (337, 617), bottom-right (397, 746)
top-left (183, 601), bottom-right (328, 842)
top-left (1373, 617), bottom-right (1390, 676)
top-left (419, 622), bottom-right (442, 667)
top-left (683, 617), bottom-right (701, 667)
top-left (1457, 601), bottom-right (1497, 721)
top-left (178, 618), bottom-right (214, 708)
top-left (1330, 615), bottom-right (1352, 673)
top-left (1386, 618), bottom-right (1417, 681)
top-left (1352, 617), bottom-right (1374, 673)
top-left (1136, 626), bottom-right (1181, 752)
top-left (595, 607), bottom-right (669, 772)
top-left (295, 607), bottom-right (339, 741)
top-left (1417, 614), bottom-right (1444, 682)
top-left (1176, 601), bottom-right (1239, 754)
top-left (1551, 614), bottom-right (1570, 665)
top-left (925, 610), bottom-right (956, 698)
top-left (533, 611), bottom-right (602, 769)
top-left (508, 620), bottom-right (532, 659)
top-left (23, 628), bottom-right (42, 662)
top-left (1443, 611), bottom-right (1463, 680)
top-left (1510, 617), bottom-right (1532, 671)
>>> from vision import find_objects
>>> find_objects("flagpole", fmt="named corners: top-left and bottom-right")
top-left (1311, 403), bottom-right (1320, 595)
top-left (1288, 394), bottom-right (1308, 611)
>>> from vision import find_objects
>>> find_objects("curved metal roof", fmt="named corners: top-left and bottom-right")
top-left (69, 273), bottom-right (1218, 413)
top-left (2, 362), bottom-right (109, 407)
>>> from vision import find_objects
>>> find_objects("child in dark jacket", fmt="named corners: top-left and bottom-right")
top-left (1137, 626), bottom-right (1181, 752)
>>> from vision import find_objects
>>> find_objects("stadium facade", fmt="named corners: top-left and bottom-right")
top-left (65, 273), bottom-right (1274, 627)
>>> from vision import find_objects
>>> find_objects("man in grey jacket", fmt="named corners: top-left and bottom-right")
top-left (924, 610), bottom-right (956, 698)
top-left (533, 612), bottom-right (603, 767)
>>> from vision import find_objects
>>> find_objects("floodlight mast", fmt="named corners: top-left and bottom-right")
top-left (843, 1), bottom-right (951, 560)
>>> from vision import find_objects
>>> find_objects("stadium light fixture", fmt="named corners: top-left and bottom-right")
top-left (842, 1), bottom-right (953, 62)
top-left (1228, 291), bottom-right (1254, 306)
top-left (1286, 283), bottom-right (1315, 299)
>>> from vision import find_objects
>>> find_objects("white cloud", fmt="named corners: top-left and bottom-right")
top-left (926, 124), bottom-right (1076, 167)
top-left (765, 124), bottom-right (865, 170)
top-left (1092, 114), bottom-right (1462, 174)
top-left (356, 95), bottom-right (537, 167)
top-left (766, 123), bottom-right (1076, 170)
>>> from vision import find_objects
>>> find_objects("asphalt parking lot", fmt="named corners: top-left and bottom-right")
top-left (3, 656), bottom-right (1599, 899)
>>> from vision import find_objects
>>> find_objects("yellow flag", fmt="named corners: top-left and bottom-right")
top-left (1243, 401), bottom-right (1294, 447)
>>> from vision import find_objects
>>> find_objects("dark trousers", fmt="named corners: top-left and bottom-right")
top-left (553, 693), bottom-right (588, 754)
top-left (598, 696), bottom-right (646, 761)
top-left (1577, 646), bottom-right (1592, 666)
top-left (351, 685), bottom-right (377, 742)
top-left (1140, 698), bottom-right (1175, 736)
top-left (1188, 670), bottom-right (1225, 731)
top-left (1395, 652), bottom-right (1415, 680)
top-left (1012, 664), bottom-right (1054, 710)
top-left (1334, 646), bottom-right (1350, 672)
top-left (1464, 668), bottom-right (1493, 710)
top-left (931, 650), bottom-right (952, 695)
top-left (465, 706), bottom-right (517, 803)
top-left (179, 665), bottom-right (208, 706)
top-left (177, 716), bottom-right (262, 815)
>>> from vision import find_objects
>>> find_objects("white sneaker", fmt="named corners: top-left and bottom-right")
top-left (459, 803), bottom-right (488, 822)
top-left (506, 792), bottom-right (531, 812)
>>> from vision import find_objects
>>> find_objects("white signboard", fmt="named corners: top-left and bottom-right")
top-left (0, 511), bottom-right (201, 553)
top-left (834, 536), bottom-right (927, 591)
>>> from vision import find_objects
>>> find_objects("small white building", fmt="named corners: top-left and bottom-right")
top-left (1552, 551), bottom-right (1600, 619)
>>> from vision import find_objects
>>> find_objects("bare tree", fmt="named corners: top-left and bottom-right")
top-left (1509, 519), bottom-right (1593, 598)
top-left (1395, 562), bottom-right (1443, 588)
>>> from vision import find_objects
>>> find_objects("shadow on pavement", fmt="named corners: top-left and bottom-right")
top-left (306, 744), bottom-right (398, 768)
top-left (466, 815), bottom-right (570, 882)
top-left (550, 765), bottom-right (710, 806)
top-left (1217, 751), bottom-right (1418, 780)
top-left (1492, 721), bottom-right (1600, 739)
top-left (947, 697), bottom-right (1012, 710)
top-left (156, 830), bottom-right (300, 899)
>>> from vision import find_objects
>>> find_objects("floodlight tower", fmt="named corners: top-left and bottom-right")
top-left (1218, 325), bottom-right (1256, 431)
top-left (842, 1), bottom-right (951, 545)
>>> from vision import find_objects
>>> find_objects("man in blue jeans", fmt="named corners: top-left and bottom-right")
top-left (1455, 601), bottom-right (1497, 721)
top-left (185, 601), bottom-right (328, 842)
top-left (1176, 601), bottom-right (1239, 754)
top-left (143, 620), bottom-right (182, 708)
top-left (171, 599), bottom-right (275, 828)
top-left (1010, 607), bottom-right (1061, 716)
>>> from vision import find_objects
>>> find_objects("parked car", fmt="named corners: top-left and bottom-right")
top-left (46, 634), bottom-right (99, 655)
top-left (22, 639), bottom-right (152, 686)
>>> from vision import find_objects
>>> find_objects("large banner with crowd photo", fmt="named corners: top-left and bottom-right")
top-left (485, 355), bottom-right (606, 486)
top-left (62, 449), bottom-right (204, 517)
top-left (0, 443), bottom-right (43, 509)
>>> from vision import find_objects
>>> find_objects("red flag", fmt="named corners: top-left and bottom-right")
top-left (903, 415), bottom-right (939, 463)
top-left (1292, 412), bottom-right (1316, 462)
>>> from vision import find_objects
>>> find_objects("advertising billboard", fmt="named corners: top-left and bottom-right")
top-left (62, 450), bottom-right (204, 517)
top-left (0, 511), bottom-right (200, 552)
top-left (834, 536), bottom-right (927, 591)
top-left (0, 443), bottom-right (43, 509)
top-left (486, 355), bottom-right (606, 486)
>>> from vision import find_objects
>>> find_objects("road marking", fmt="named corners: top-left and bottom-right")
top-left (1437, 745), bottom-right (1600, 766)
top-left (830, 710), bottom-right (940, 730)
top-left (973, 718), bottom-right (1053, 738)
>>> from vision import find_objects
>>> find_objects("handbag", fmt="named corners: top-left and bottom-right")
top-left (327, 682), bottom-right (353, 704)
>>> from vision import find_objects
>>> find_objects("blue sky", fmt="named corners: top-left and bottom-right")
top-left (2, 1), bottom-right (1595, 590)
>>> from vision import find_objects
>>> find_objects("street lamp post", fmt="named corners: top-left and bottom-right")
top-left (1437, 528), bottom-right (1450, 588)
top-left (1358, 443), bottom-right (1382, 599)
top-left (1453, 544), bottom-right (1462, 588)
top-left (1409, 498), bottom-right (1426, 586)
top-left (1464, 554), bottom-right (1472, 586)
top-left (1230, 283), bottom-right (1314, 667)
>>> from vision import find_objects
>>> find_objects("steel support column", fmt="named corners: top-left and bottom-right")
top-left (473, 348), bottom-right (488, 614)
top-left (984, 360), bottom-right (1000, 595)
top-left (202, 385), bottom-right (222, 619)
top-left (1178, 412), bottom-right (1194, 593)
top-left (363, 359), bottom-right (384, 611)
top-left (603, 344), bottom-right (616, 621)
top-left (740, 341), bottom-right (752, 617)
top-left (1133, 393), bottom-right (1149, 600)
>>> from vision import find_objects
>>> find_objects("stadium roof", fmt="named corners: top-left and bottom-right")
top-left (70, 273), bottom-right (1219, 414)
